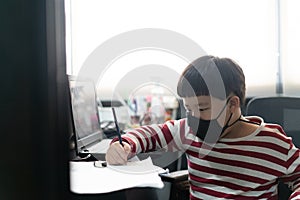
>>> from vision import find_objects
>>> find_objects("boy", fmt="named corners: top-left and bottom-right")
top-left (106, 55), bottom-right (300, 199)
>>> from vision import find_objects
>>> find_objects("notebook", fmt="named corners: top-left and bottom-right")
top-left (68, 75), bottom-right (111, 161)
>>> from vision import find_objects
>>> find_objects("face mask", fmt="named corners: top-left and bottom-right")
top-left (187, 100), bottom-right (233, 142)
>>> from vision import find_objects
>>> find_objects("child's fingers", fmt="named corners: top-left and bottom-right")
top-left (106, 142), bottom-right (131, 165)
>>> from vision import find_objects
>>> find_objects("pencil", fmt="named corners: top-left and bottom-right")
top-left (112, 107), bottom-right (124, 146)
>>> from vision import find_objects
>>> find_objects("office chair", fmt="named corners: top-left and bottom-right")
top-left (245, 95), bottom-right (300, 200)
top-left (246, 96), bottom-right (300, 147)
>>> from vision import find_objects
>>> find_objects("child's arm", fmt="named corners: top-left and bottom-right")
top-left (122, 119), bottom-right (187, 153)
top-left (106, 119), bottom-right (188, 164)
top-left (281, 143), bottom-right (300, 200)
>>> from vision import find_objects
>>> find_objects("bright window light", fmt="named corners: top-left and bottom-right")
top-left (65, 0), bottom-right (299, 98)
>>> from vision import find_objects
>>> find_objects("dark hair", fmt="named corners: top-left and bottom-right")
top-left (177, 55), bottom-right (246, 106)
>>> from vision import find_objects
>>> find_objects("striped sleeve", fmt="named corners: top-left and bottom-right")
top-left (263, 124), bottom-right (300, 200)
top-left (264, 124), bottom-right (300, 200)
top-left (282, 141), bottom-right (300, 200)
top-left (120, 119), bottom-right (188, 154)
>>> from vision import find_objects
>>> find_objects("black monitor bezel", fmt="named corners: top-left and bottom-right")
top-left (68, 75), bottom-right (103, 155)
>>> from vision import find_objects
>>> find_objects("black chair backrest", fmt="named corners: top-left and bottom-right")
top-left (246, 96), bottom-right (300, 148)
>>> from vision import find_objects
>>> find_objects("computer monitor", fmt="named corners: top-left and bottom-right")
top-left (68, 76), bottom-right (103, 155)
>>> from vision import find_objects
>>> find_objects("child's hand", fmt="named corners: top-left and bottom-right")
top-left (105, 141), bottom-right (131, 165)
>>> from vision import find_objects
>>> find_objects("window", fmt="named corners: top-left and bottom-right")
top-left (282, 0), bottom-right (300, 96)
top-left (65, 0), bottom-right (300, 99)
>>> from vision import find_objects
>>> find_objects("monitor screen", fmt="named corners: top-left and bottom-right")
top-left (68, 76), bottom-right (103, 153)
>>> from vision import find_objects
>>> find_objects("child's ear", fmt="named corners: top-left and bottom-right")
top-left (229, 96), bottom-right (240, 109)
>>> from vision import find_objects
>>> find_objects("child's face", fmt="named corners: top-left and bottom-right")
top-left (183, 95), bottom-right (228, 121)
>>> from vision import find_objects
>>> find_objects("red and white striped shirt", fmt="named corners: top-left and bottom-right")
top-left (118, 116), bottom-right (300, 199)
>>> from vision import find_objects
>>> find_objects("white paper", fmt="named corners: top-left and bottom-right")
top-left (107, 157), bottom-right (164, 174)
top-left (70, 157), bottom-right (165, 194)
